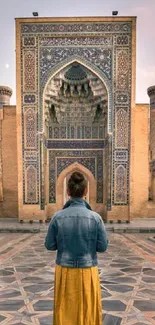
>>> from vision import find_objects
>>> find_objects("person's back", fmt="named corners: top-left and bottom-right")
top-left (45, 198), bottom-right (108, 268)
top-left (45, 172), bottom-right (108, 325)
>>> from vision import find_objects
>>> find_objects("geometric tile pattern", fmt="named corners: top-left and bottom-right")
top-left (115, 108), bottom-right (128, 149)
top-left (114, 164), bottom-right (127, 204)
top-left (40, 47), bottom-right (112, 81)
top-left (23, 107), bottom-right (37, 149)
top-left (46, 139), bottom-right (106, 149)
top-left (21, 22), bottom-right (132, 34)
top-left (57, 157), bottom-right (96, 177)
top-left (20, 20), bottom-right (132, 208)
top-left (25, 165), bottom-right (38, 203)
top-left (116, 49), bottom-right (129, 91)
top-left (49, 150), bottom-right (103, 203)
top-left (0, 233), bottom-right (155, 325)
top-left (23, 50), bottom-right (36, 92)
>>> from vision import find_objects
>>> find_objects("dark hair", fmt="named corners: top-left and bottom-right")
top-left (67, 172), bottom-right (87, 198)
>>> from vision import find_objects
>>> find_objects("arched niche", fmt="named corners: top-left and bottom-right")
top-left (56, 162), bottom-right (97, 211)
top-left (42, 56), bottom-right (112, 135)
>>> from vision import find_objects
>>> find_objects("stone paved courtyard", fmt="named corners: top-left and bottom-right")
top-left (0, 233), bottom-right (155, 325)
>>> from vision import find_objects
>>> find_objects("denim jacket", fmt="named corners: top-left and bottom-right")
top-left (45, 198), bottom-right (108, 268)
top-left (63, 199), bottom-right (92, 210)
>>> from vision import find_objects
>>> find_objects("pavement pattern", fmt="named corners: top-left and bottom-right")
top-left (0, 233), bottom-right (155, 325)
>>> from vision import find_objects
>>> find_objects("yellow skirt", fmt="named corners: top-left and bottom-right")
top-left (53, 264), bottom-right (102, 325)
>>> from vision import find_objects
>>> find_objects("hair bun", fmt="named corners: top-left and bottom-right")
top-left (70, 172), bottom-right (84, 184)
top-left (68, 171), bottom-right (87, 198)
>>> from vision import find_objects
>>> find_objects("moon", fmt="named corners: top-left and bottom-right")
top-left (5, 64), bottom-right (9, 69)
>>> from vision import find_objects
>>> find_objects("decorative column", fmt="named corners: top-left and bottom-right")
top-left (147, 85), bottom-right (155, 201)
top-left (0, 86), bottom-right (12, 201)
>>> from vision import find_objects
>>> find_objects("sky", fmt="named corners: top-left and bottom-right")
top-left (0, 0), bottom-right (155, 105)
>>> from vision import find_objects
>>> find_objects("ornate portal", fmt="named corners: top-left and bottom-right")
top-left (15, 17), bottom-right (136, 220)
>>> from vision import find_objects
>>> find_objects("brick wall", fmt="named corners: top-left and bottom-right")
top-left (130, 103), bottom-right (150, 218)
top-left (0, 106), bottom-right (18, 217)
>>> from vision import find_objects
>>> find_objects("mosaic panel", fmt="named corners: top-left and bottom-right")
top-left (99, 126), bottom-right (104, 139)
top-left (116, 49), bottom-right (129, 91)
top-left (21, 22), bottom-right (131, 34)
top-left (21, 35), bottom-right (39, 205)
top-left (114, 164), bottom-right (127, 204)
top-left (53, 127), bottom-right (59, 139)
top-left (114, 150), bottom-right (128, 162)
top-left (49, 125), bottom-right (105, 140)
top-left (24, 107), bottom-right (37, 149)
top-left (25, 164), bottom-right (38, 203)
top-left (40, 36), bottom-right (113, 46)
top-left (57, 158), bottom-right (96, 177)
top-left (92, 126), bottom-right (99, 138)
top-left (40, 47), bottom-right (112, 82)
top-left (23, 94), bottom-right (36, 104)
top-left (46, 140), bottom-right (105, 149)
top-left (113, 35), bottom-right (131, 204)
top-left (116, 35), bottom-right (130, 45)
top-left (24, 151), bottom-right (38, 162)
top-left (85, 126), bottom-right (92, 139)
top-left (77, 126), bottom-right (81, 139)
top-left (49, 150), bottom-right (103, 203)
top-left (115, 92), bottom-right (129, 105)
top-left (105, 135), bottom-right (112, 210)
top-left (60, 126), bottom-right (67, 139)
top-left (115, 108), bottom-right (128, 149)
top-left (23, 36), bottom-right (36, 47)
top-left (23, 50), bottom-right (36, 92)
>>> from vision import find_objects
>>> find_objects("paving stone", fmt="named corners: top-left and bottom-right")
top-left (0, 300), bottom-right (24, 310)
top-left (134, 323), bottom-right (153, 325)
top-left (103, 314), bottom-right (122, 325)
top-left (142, 276), bottom-right (155, 283)
top-left (39, 315), bottom-right (53, 325)
top-left (0, 315), bottom-right (6, 322)
top-left (0, 233), bottom-right (154, 324)
top-left (33, 300), bottom-right (54, 311)
top-left (25, 284), bottom-right (52, 293)
top-left (0, 290), bottom-right (21, 298)
top-left (133, 300), bottom-right (155, 311)
top-left (102, 300), bottom-right (126, 311)
top-left (104, 284), bottom-right (133, 293)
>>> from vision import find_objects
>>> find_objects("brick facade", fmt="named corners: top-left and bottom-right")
top-left (0, 106), bottom-right (18, 217)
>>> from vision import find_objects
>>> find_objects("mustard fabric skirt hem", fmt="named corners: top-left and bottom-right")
top-left (53, 264), bottom-right (102, 325)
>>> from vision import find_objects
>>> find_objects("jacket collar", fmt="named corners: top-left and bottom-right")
top-left (69, 198), bottom-right (86, 207)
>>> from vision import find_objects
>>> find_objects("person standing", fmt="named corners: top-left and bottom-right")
top-left (45, 171), bottom-right (108, 325)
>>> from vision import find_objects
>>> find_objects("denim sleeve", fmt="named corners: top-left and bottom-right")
top-left (96, 218), bottom-right (108, 253)
top-left (45, 216), bottom-right (57, 251)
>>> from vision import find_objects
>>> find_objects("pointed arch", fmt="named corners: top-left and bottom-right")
top-left (42, 56), bottom-right (113, 134)
top-left (56, 162), bottom-right (97, 210)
